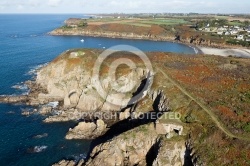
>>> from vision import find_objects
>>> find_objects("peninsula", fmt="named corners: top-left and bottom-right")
top-left (1, 48), bottom-right (250, 165)
top-left (50, 14), bottom-right (250, 58)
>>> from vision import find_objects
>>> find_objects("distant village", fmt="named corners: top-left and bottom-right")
top-left (198, 20), bottom-right (250, 42)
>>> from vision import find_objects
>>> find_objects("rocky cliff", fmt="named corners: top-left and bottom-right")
top-left (35, 49), bottom-right (150, 111)
top-left (34, 49), bottom-right (156, 139)
top-left (85, 124), bottom-right (159, 166)
top-left (25, 49), bottom-right (195, 165)
top-left (54, 123), bottom-right (192, 166)
top-left (50, 27), bottom-right (174, 42)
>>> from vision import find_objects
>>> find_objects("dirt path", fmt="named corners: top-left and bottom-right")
top-left (156, 66), bottom-right (250, 142)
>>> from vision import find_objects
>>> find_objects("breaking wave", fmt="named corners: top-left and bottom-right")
top-left (11, 83), bottom-right (30, 95)
top-left (27, 146), bottom-right (48, 153)
top-left (26, 63), bottom-right (49, 76)
top-left (70, 153), bottom-right (87, 162)
top-left (189, 45), bottom-right (199, 54)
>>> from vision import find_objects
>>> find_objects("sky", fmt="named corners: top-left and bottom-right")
top-left (0, 0), bottom-right (250, 14)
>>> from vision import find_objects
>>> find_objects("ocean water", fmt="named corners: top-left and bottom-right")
top-left (0, 14), bottom-right (196, 166)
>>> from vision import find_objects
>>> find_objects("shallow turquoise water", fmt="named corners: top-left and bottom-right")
top-left (0, 14), bottom-right (196, 165)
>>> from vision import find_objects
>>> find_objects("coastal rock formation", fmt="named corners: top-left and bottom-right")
top-left (39, 106), bottom-right (53, 115)
top-left (85, 124), bottom-right (159, 166)
top-left (54, 124), bottom-right (193, 166)
top-left (150, 90), bottom-right (170, 112)
top-left (35, 50), bottom-right (149, 112)
top-left (52, 159), bottom-right (84, 166)
top-left (50, 23), bottom-right (172, 42)
top-left (23, 49), bottom-right (156, 127)
top-left (0, 95), bottom-right (28, 103)
top-left (65, 119), bottom-right (107, 140)
top-left (152, 139), bottom-right (186, 166)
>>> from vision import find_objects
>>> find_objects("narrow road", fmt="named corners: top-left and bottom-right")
top-left (156, 66), bottom-right (250, 142)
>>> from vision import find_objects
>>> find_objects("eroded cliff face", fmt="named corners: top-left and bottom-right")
top-left (36, 49), bottom-right (148, 112)
top-left (54, 124), bottom-right (194, 166)
top-left (85, 124), bottom-right (159, 166)
top-left (50, 28), bottom-right (174, 42)
top-left (36, 51), bottom-right (127, 111)
top-left (65, 119), bottom-right (107, 140)
top-left (152, 139), bottom-right (186, 166)
top-left (32, 49), bottom-right (158, 140)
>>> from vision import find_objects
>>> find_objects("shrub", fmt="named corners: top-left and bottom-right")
top-left (243, 123), bottom-right (250, 132)
top-left (226, 39), bottom-right (250, 47)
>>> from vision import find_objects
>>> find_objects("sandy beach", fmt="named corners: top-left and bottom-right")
top-left (198, 47), bottom-right (250, 58)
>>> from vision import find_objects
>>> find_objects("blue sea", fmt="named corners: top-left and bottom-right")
top-left (0, 14), bottom-right (195, 166)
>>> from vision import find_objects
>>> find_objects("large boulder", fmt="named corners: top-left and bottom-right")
top-left (65, 119), bottom-right (107, 140)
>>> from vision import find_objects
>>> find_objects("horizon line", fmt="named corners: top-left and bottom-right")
top-left (1, 12), bottom-right (250, 15)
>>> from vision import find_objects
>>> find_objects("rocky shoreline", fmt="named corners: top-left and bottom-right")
top-left (48, 29), bottom-right (206, 54)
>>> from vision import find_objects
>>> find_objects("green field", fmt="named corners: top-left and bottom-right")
top-left (121, 22), bottom-right (151, 27)
top-left (87, 18), bottom-right (190, 27)
top-left (140, 18), bottom-right (190, 25)
top-left (228, 21), bottom-right (243, 26)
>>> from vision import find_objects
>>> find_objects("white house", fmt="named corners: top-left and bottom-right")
top-left (204, 28), bottom-right (211, 32)
top-left (234, 26), bottom-right (240, 29)
top-left (231, 30), bottom-right (238, 34)
top-left (236, 35), bottom-right (244, 40)
top-left (218, 27), bottom-right (227, 31)
top-left (217, 31), bottom-right (223, 35)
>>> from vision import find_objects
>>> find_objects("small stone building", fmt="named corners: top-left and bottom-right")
top-left (155, 113), bottom-right (183, 139)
